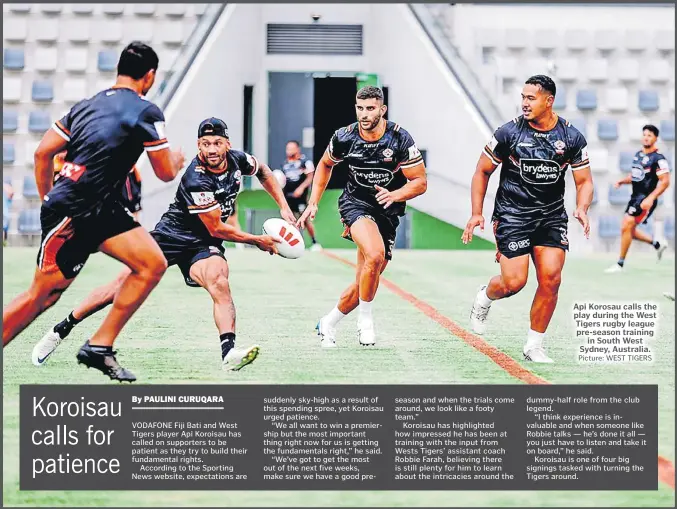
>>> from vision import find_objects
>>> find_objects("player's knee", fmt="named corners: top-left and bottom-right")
top-left (621, 219), bottom-right (636, 233)
top-left (540, 272), bottom-right (562, 293)
top-left (363, 249), bottom-right (385, 270)
top-left (208, 273), bottom-right (232, 298)
top-left (504, 276), bottom-right (527, 295)
top-left (138, 253), bottom-right (167, 283)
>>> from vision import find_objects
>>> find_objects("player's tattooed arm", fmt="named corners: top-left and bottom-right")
top-left (462, 153), bottom-right (499, 244)
top-left (256, 162), bottom-right (295, 224)
top-left (572, 167), bottom-right (594, 238)
top-left (34, 129), bottom-right (68, 199)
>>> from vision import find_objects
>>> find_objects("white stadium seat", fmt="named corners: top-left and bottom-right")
top-left (475, 28), bottom-right (501, 50)
top-left (617, 58), bottom-right (639, 82)
top-left (624, 30), bottom-right (645, 52)
top-left (99, 20), bottom-right (123, 43)
top-left (525, 58), bottom-right (550, 78)
top-left (534, 30), bottom-right (557, 51)
top-left (125, 20), bottom-right (154, 44)
top-left (160, 21), bottom-right (184, 45)
top-left (565, 30), bottom-right (589, 51)
top-left (594, 30), bottom-right (619, 52)
top-left (605, 88), bottom-right (629, 112)
top-left (587, 148), bottom-right (609, 173)
top-left (71, 4), bottom-right (94, 15)
top-left (496, 57), bottom-right (517, 80)
top-left (505, 29), bottom-right (528, 51)
top-left (586, 58), bottom-right (609, 82)
top-left (628, 118), bottom-right (651, 141)
top-left (10, 4), bottom-right (31, 13)
top-left (66, 19), bottom-right (91, 43)
top-left (102, 4), bottom-right (125, 15)
top-left (34, 47), bottom-right (58, 72)
top-left (4, 18), bottom-right (28, 42)
top-left (648, 59), bottom-right (671, 83)
top-left (32, 18), bottom-right (59, 43)
top-left (134, 4), bottom-right (156, 16)
top-left (655, 30), bottom-right (675, 52)
top-left (64, 48), bottom-right (88, 73)
top-left (193, 4), bottom-right (208, 16)
top-left (160, 49), bottom-right (180, 71)
top-left (25, 140), bottom-right (40, 167)
top-left (62, 78), bottom-right (88, 103)
top-left (40, 4), bottom-right (63, 14)
top-left (3, 77), bottom-right (22, 103)
top-left (163, 4), bottom-right (187, 17)
top-left (554, 58), bottom-right (579, 82)
top-left (93, 79), bottom-right (113, 96)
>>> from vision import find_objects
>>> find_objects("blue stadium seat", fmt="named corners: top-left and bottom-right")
top-left (28, 111), bottom-right (52, 133)
top-left (3, 48), bottom-right (25, 70)
top-left (619, 151), bottom-right (635, 172)
top-left (608, 183), bottom-right (632, 205)
top-left (569, 118), bottom-right (587, 138)
top-left (22, 175), bottom-right (39, 198)
top-left (660, 120), bottom-right (675, 142)
top-left (18, 208), bottom-right (41, 235)
top-left (597, 119), bottom-right (618, 141)
top-left (554, 88), bottom-right (566, 110)
top-left (576, 90), bottom-right (597, 111)
top-left (97, 51), bottom-right (118, 72)
top-left (598, 216), bottom-right (621, 239)
top-left (665, 216), bottom-right (674, 240)
top-left (3, 111), bottom-right (18, 133)
top-left (638, 90), bottom-right (659, 112)
top-left (31, 80), bottom-right (54, 103)
top-left (3, 143), bottom-right (15, 164)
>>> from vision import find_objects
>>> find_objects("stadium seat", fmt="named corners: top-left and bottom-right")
top-left (555, 58), bottom-right (578, 82)
top-left (3, 48), bottom-right (25, 70)
top-left (534, 30), bottom-right (556, 51)
top-left (505, 29), bottom-right (528, 50)
top-left (65, 49), bottom-right (88, 73)
top-left (3, 143), bottom-right (15, 164)
top-left (553, 88), bottom-right (567, 110)
top-left (93, 79), bottom-right (113, 95)
top-left (97, 51), bottom-right (118, 72)
top-left (624, 30), bottom-right (644, 52)
top-left (608, 183), bottom-right (632, 205)
top-left (32, 18), bottom-right (59, 42)
top-left (648, 60), bottom-right (670, 83)
top-left (475, 28), bottom-right (501, 50)
top-left (103, 4), bottom-right (125, 15)
top-left (617, 58), bottom-right (639, 82)
top-left (40, 4), bottom-right (63, 13)
top-left (569, 118), bottom-right (587, 138)
top-left (28, 111), bottom-right (51, 133)
top-left (31, 81), bottom-right (54, 103)
top-left (565, 29), bottom-right (589, 51)
top-left (3, 77), bottom-right (22, 102)
top-left (3, 111), bottom-right (18, 133)
top-left (24, 140), bottom-right (39, 166)
top-left (496, 57), bottom-right (517, 80)
top-left (63, 78), bottom-right (88, 103)
top-left (666, 216), bottom-right (675, 241)
top-left (134, 4), bottom-right (156, 16)
top-left (661, 120), bottom-right (675, 142)
top-left (598, 216), bottom-right (621, 239)
top-left (594, 30), bottom-right (618, 52)
top-left (638, 90), bottom-right (660, 112)
top-left (125, 21), bottom-right (154, 43)
top-left (71, 4), bottom-right (94, 15)
top-left (586, 58), bottom-right (608, 82)
top-left (18, 208), bottom-right (41, 235)
top-left (619, 151), bottom-right (635, 172)
top-left (9, 3), bottom-right (31, 13)
top-left (597, 119), bottom-right (618, 141)
top-left (4, 18), bottom-right (28, 42)
top-left (22, 175), bottom-right (39, 199)
top-left (161, 21), bottom-right (184, 45)
top-left (99, 20), bottom-right (123, 43)
top-left (655, 30), bottom-right (675, 52)
top-left (34, 47), bottom-right (58, 72)
top-left (67, 19), bottom-right (91, 42)
top-left (629, 118), bottom-right (650, 141)
top-left (576, 90), bottom-right (597, 111)
top-left (194, 4), bottom-right (208, 16)
top-left (587, 148), bottom-right (609, 172)
top-left (605, 88), bottom-right (628, 112)
top-left (163, 4), bottom-right (186, 17)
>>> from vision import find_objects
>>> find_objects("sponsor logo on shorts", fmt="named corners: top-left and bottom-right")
top-left (209, 246), bottom-right (221, 254)
top-left (508, 239), bottom-right (530, 251)
top-left (72, 263), bottom-right (84, 274)
top-left (350, 166), bottom-right (394, 188)
top-left (628, 206), bottom-right (637, 215)
top-left (560, 228), bottom-right (569, 246)
top-left (59, 162), bottom-right (86, 182)
top-left (519, 159), bottom-right (562, 185)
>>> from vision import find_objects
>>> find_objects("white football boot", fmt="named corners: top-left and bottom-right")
top-left (32, 328), bottom-right (65, 367)
top-left (222, 344), bottom-right (260, 371)
top-left (470, 285), bottom-right (492, 335)
top-left (604, 263), bottom-right (624, 274)
top-left (316, 316), bottom-right (337, 348)
top-left (523, 346), bottom-right (554, 364)
top-left (357, 320), bottom-right (376, 346)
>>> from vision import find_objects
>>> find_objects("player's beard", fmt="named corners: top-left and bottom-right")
top-left (203, 152), bottom-right (226, 169)
top-left (361, 114), bottom-right (381, 131)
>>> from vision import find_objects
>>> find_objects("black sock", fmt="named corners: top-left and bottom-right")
top-left (311, 237), bottom-right (317, 244)
top-left (618, 259), bottom-right (625, 268)
top-left (85, 341), bottom-right (113, 354)
top-left (653, 241), bottom-right (661, 250)
top-left (220, 332), bottom-right (236, 359)
top-left (54, 311), bottom-right (81, 338)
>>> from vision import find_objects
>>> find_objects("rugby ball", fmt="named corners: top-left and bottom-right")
top-left (272, 169), bottom-right (287, 189)
top-left (262, 218), bottom-right (305, 259)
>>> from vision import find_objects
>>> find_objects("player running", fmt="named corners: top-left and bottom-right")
top-left (33, 117), bottom-right (294, 378)
top-left (280, 140), bottom-right (321, 250)
top-left (298, 86), bottom-right (427, 347)
top-left (605, 124), bottom-right (671, 273)
top-left (3, 42), bottom-right (184, 375)
top-left (462, 75), bottom-right (594, 363)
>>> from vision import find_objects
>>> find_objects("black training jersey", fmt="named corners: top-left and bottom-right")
top-left (47, 87), bottom-right (167, 217)
top-left (483, 115), bottom-right (589, 220)
top-left (326, 121), bottom-right (424, 217)
top-left (281, 154), bottom-right (313, 196)
top-left (153, 150), bottom-right (258, 246)
top-left (630, 149), bottom-right (670, 198)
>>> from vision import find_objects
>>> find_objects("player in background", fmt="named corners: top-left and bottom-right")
top-left (3, 42), bottom-right (185, 380)
top-left (462, 75), bottom-right (594, 363)
top-left (281, 140), bottom-right (321, 250)
top-left (33, 118), bottom-right (294, 377)
top-left (605, 124), bottom-right (670, 273)
top-left (298, 86), bottom-right (427, 347)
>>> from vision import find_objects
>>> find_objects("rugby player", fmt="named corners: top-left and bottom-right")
top-left (280, 140), bottom-right (321, 250)
top-left (298, 86), bottom-right (427, 347)
top-left (605, 124), bottom-right (670, 273)
top-left (462, 75), bottom-right (594, 363)
top-left (33, 117), bottom-right (294, 378)
top-left (3, 42), bottom-right (184, 379)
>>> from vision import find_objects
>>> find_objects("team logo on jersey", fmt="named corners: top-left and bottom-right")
top-left (631, 165), bottom-right (645, 182)
top-left (350, 166), bottom-right (394, 188)
top-left (233, 169), bottom-right (242, 183)
top-left (642, 156), bottom-right (650, 165)
top-left (383, 148), bottom-right (394, 162)
top-left (554, 140), bottom-right (566, 155)
top-left (519, 159), bottom-right (562, 185)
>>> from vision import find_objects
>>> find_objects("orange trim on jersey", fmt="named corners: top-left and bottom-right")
top-left (143, 138), bottom-right (168, 147)
top-left (483, 147), bottom-right (502, 165)
top-left (571, 159), bottom-right (590, 169)
top-left (55, 121), bottom-right (70, 136)
top-left (38, 218), bottom-right (74, 274)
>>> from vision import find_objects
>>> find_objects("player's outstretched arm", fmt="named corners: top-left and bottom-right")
top-left (34, 130), bottom-right (67, 200)
top-left (297, 152), bottom-right (335, 228)
top-left (572, 167), bottom-right (594, 239)
top-left (462, 153), bottom-right (498, 244)
top-left (147, 147), bottom-right (185, 182)
top-left (614, 174), bottom-right (632, 188)
top-left (197, 207), bottom-right (280, 255)
top-left (375, 162), bottom-right (427, 209)
top-left (256, 162), bottom-right (295, 224)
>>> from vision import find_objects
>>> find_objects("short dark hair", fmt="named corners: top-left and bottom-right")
top-left (356, 85), bottom-right (384, 103)
top-left (286, 140), bottom-right (300, 147)
top-left (643, 124), bottom-right (659, 137)
top-left (525, 75), bottom-right (557, 97)
top-left (117, 41), bottom-right (159, 80)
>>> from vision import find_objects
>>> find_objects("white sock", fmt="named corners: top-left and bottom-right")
top-left (477, 287), bottom-right (493, 307)
top-left (325, 306), bottom-right (346, 328)
top-left (358, 299), bottom-right (373, 324)
top-left (525, 329), bottom-right (545, 351)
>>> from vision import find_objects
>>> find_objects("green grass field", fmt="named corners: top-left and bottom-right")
top-left (3, 246), bottom-right (675, 507)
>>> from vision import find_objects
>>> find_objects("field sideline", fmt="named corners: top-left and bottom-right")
top-left (3, 247), bottom-right (675, 507)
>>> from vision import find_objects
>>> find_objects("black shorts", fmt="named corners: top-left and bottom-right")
top-left (625, 195), bottom-right (657, 225)
top-left (150, 230), bottom-right (226, 287)
top-left (493, 214), bottom-right (569, 260)
top-left (38, 202), bottom-right (139, 279)
top-left (286, 196), bottom-right (307, 215)
top-left (121, 170), bottom-right (142, 213)
top-left (338, 194), bottom-right (399, 260)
